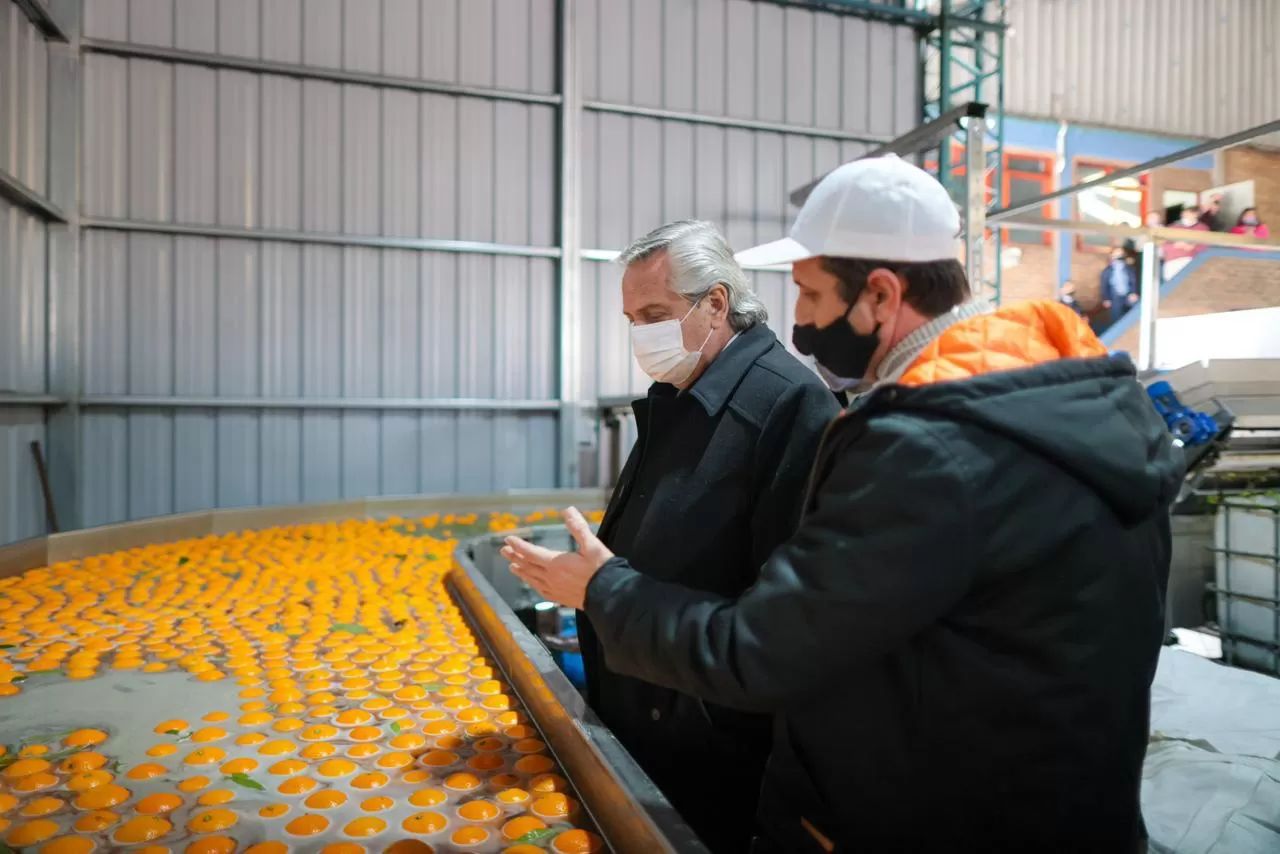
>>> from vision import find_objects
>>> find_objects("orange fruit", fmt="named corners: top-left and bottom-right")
top-left (186, 837), bottom-right (237, 854)
top-left (501, 816), bottom-right (548, 842)
top-left (401, 812), bottom-right (447, 835)
top-left (112, 816), bottom-right (172, 843)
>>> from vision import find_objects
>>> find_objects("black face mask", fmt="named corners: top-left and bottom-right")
top-left (792, 301), bottom-right (882, 381)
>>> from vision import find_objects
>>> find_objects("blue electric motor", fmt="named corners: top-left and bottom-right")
top-left (1147, 380), bottom-right (1219, 447)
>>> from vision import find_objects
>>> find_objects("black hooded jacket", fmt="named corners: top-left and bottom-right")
top-left (584, 352), bottom-right (1184, 853)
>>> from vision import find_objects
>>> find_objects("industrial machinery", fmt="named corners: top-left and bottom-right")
top-left (1144, 360), bottom-right (1280, 676)
top-left (0, 493), bottom-right (708, 854)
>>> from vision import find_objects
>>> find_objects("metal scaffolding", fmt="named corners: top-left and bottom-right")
top-left (916, 0), bottom-right (1008, 303)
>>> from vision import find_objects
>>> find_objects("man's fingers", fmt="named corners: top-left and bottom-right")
top-left (509, 562), bottom-right (547, 594)
top-left (502, 536), bottom-right (559, 566)
top-left (562, 507), bottom-right (598, 553)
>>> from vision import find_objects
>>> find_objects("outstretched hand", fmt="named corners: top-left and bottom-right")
top-left (501, 507), bottom-right (615, 610)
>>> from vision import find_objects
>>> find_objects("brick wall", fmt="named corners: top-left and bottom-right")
top-left (1112, 254), bottom-right (1280, 352)
top-left (1225, 145), bottom-right (1280, 226)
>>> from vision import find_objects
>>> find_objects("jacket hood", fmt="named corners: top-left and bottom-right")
top-left (877, 302), bottom-right (1185, 525)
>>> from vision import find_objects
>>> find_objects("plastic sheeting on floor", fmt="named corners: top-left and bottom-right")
top-left (1144, 649), bottom-right (1280, 853)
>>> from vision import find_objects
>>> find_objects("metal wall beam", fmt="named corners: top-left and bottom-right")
top-left (0, 168), bottom-right (68, 223)
top-left (557, 0), bottom-right (586, 489)
top-left (79, 219), bottom-right (562, 258)
top-left (13, 0), bottom-right (69, 41)
top-left (584, 102), bottom-right (890, 146)
top-left (80, 39), bottom-right (562, 106)
top-left (0, 396), bottom-right (65, 408)
top-left (76, 397), bottom-right (562, 413)
top-left (988, 117), bottom-right (1280, 224)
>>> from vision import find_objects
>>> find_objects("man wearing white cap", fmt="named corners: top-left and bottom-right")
top-left (504, 155), bottom-right (1183, 852)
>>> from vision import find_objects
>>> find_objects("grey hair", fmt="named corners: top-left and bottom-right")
top-left (617, 220), bottom-right (769, 332)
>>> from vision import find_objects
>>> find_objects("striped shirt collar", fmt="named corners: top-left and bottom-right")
top-left (873, 298), bottom-right (997, 386)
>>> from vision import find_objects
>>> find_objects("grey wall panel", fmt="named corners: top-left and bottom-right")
top-left (262, 0), bottom-right (302, 63)
top-left (261, 76), bottom-right (302, 230)
top-left (129, 0), bottom-right (173, 47)
top-left (127, 234), bottom-right (173, 395)
top-left (1006, 0), bottom-right (1280, 143)
top-left (86, 58), bottom-right (560, 240)
top-left (81, 231), bottom-right (128, 395)
top-left (174, 237), bottom-right (217, 394)
top-left (0, 200), bottom-right (47, 394)
top-left (583, 112), bottom-right (870, 252)
top-left (82, 55), bottom-right (127, 218)
top-left (175, 66), bottom-right (217, 223)
top-left (78, 408), bottom-right (560, 524)
top-left (2, 1), bottom-right (50, 193)
top-left (127, 60), bottom-right (173, 221)
top-left (85, 0), bottom-right (557, 92)
top-left (582, 0), bottom-right (917, 137)
top-left (0, 409), bottom-right (46, 544)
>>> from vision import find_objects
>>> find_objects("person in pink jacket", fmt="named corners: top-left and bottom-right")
top-left (1231, 207), bottom-right (1270, 241)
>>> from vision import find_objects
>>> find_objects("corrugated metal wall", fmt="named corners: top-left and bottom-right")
top-left (1006, 0), bottom-right (1280, 144)
top-left (59, 0), bottom-right (919, 532)
top-left (579, 0), bottom-right (918, 399)
top-left (74, 0), bottom-right (562, 527)
top-left (0, 2), bottom-right (52, 546)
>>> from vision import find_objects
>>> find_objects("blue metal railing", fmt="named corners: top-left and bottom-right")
top-left (1099, 247), bottom-right (1280, 348)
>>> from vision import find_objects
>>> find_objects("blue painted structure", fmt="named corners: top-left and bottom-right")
top-left (1099, 247), bottom-right (1280, 348)
top-left (1001, 116), bottom-right (1217, 289)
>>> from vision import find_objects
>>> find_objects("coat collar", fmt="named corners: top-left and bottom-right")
top-left (645, 323), bottom-right (778, 417)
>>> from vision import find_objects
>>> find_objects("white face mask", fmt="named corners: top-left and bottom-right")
top-left (630, 301), bottom-right (713, 386)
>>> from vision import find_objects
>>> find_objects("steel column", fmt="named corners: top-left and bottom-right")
top-left (557, 0), bottom-right (586, 488)
top-left (42, 0), bottom-right (82, 530)
top-left (963, 115), bottom-right (987, 294)
top-left (1137, 242), bottom-right (1161, 371)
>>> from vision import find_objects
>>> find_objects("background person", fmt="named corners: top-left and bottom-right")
top-left (1099, 245), bottom-right (1140, 328)
top-left (1232, 207), bottom-right (1270, 240)
top-left (576, 220), bottom-right (839, 853)
top-left (505, 156), bottom-right (1182, 854)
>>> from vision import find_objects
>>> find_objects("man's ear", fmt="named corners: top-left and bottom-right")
top-left (864, 268), bottom-right (905, 322)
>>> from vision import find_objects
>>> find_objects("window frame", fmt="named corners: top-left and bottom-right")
top-left (1072, 158), bottom-right (1150, 252)
top-left (924, 146), bottom-right (1055, 245)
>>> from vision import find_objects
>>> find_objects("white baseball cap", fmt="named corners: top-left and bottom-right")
top-left (735, 154), bottom-right (961, 268)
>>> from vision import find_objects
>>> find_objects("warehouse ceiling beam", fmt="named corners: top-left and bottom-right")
top-left (584, 102), bottom-right (890, 146)
top-left (78, 219), bottom-right (562, 259)
top-left (988, 116), bottom-right (1280, 223)
top-left (0, 169), bottom-right (68, 223)
top-left (13, 0), bottom-right (69, 42)
top-left (80, 40), bottom-right (562, 107)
